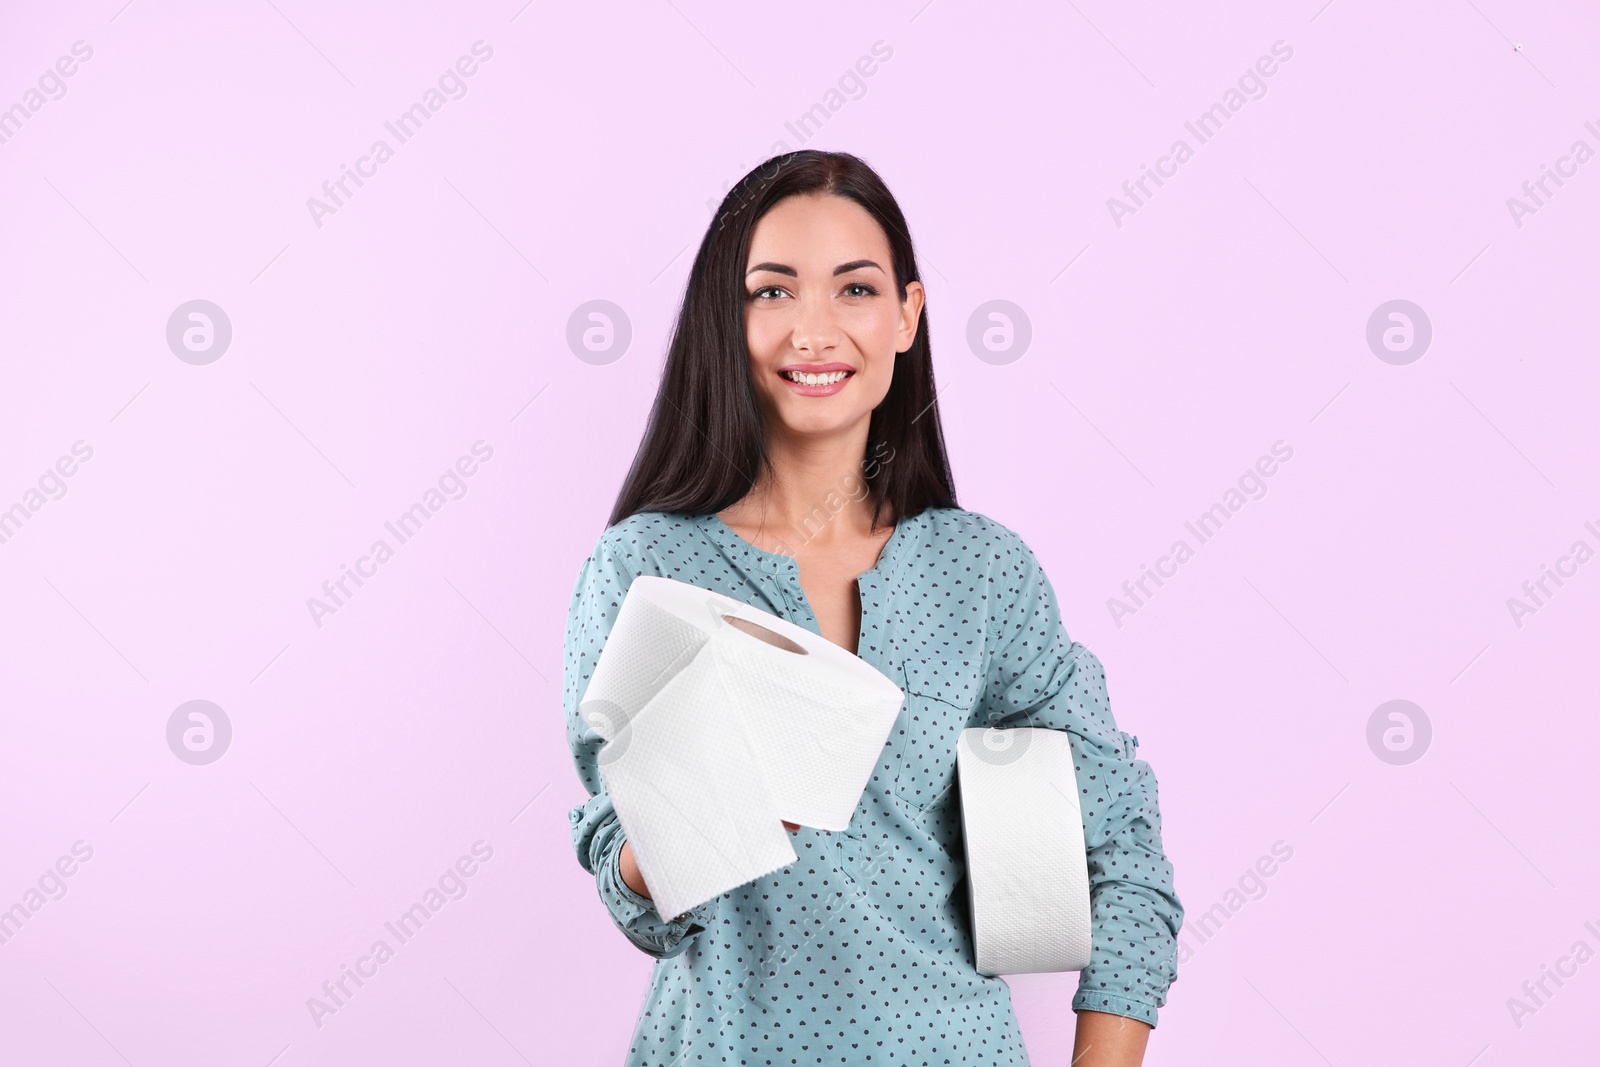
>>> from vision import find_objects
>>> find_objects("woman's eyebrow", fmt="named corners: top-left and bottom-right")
top-left (745, 259), bottom-right (884, 277)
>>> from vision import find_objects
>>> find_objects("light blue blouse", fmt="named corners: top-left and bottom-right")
top-left (565, 507), bottom-right (1183, 1065)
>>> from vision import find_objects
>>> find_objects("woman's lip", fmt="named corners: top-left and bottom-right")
top-left (778, 362), bottom-right (855, 374)
top-left (779, 369), bottom-right (854, 396)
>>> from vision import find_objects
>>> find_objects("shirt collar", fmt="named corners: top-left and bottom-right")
top-left (695, 509), bottom-right (929, 580)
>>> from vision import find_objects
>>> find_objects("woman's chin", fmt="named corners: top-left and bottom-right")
top-left (770, 406), bottom-right (869, 440)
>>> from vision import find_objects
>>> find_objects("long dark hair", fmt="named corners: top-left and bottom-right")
top-left (607, 150), bottom-right (958, 530)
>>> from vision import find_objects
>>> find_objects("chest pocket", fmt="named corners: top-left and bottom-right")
top-left (890, 656), bottom-right (984, 812)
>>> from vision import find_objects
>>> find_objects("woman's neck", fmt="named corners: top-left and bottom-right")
top-left (719, 433), bottom-right (892, 552)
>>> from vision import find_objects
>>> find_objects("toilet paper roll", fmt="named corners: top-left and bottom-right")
top-left (955, 727), bottom-right (1093, 975)
top-left (597, 651), bottom-right (799, 923)
top-left (584, 575), bottom-right (906, 918)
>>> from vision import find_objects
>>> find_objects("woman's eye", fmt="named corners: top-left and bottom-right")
top-left (749, 283), bottom-right (876, 300)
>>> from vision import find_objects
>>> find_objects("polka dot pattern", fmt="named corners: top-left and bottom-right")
top-left (565, 508), bottom-right (1183, 1064)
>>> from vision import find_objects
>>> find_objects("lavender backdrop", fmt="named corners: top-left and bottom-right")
top-left (2, 1), bottom-right (1596, 1064)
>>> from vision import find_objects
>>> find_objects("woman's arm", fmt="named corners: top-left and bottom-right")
top-left (1073, 1010), bottom-right (1151, 1067)
top-left (975, 526), bottom-right (1185, 1039)
top-left (565, 537), bottom-right (716, 955)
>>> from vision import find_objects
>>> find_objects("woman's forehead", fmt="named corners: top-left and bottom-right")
top-left (746, 194), bottom-right (890, 269)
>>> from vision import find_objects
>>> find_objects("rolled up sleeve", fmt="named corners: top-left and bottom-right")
top-left (974, 534), bottom-right (1184, 1028)
top-left (565, 536), bottom-right (716, 959)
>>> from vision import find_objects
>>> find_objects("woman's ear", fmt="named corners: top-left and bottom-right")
top-left (897, 280), bottom-right (926, 353)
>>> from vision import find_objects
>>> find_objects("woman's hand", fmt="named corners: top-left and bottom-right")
top-left (1071, 1010), bottom-right (1151, 1066)
top-left (621, 821), bottom-right (802, 900)
top-left (619, 840), bottom-right (651, 899)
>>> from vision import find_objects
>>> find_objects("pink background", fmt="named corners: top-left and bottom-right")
top-left (2, 1), bottom-right (1597, 1064)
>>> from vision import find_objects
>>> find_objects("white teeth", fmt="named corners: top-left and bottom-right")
top-left (783, 370), bottom-right (850, 386)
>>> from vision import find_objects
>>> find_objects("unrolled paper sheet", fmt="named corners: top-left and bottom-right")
top-left (956, 727), bottom-right (1093, 975)
top-left (585, 575), bottom-right (905, 921)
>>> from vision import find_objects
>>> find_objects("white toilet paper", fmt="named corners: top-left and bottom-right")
top-left (584, 575), bottom-right (905, 920)
top-left (596, 649), bottom-right (799, 923)
top-left (955, 727), bottom-right (1093, 975)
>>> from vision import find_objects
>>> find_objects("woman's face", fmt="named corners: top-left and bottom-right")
top-left (743, 193), bottom-right (924, 443)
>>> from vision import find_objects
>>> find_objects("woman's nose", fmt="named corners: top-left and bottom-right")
top-left (790, 295), bottom-right (841, 354)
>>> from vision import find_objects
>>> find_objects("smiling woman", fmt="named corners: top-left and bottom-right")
top-left (746, 201), bottom-right (917, 411)
top-left (564, 150), bottom-right (1182, 1067)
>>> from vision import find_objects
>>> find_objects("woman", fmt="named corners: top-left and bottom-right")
top-left (565, 150), bottom-right (1182, 1066)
